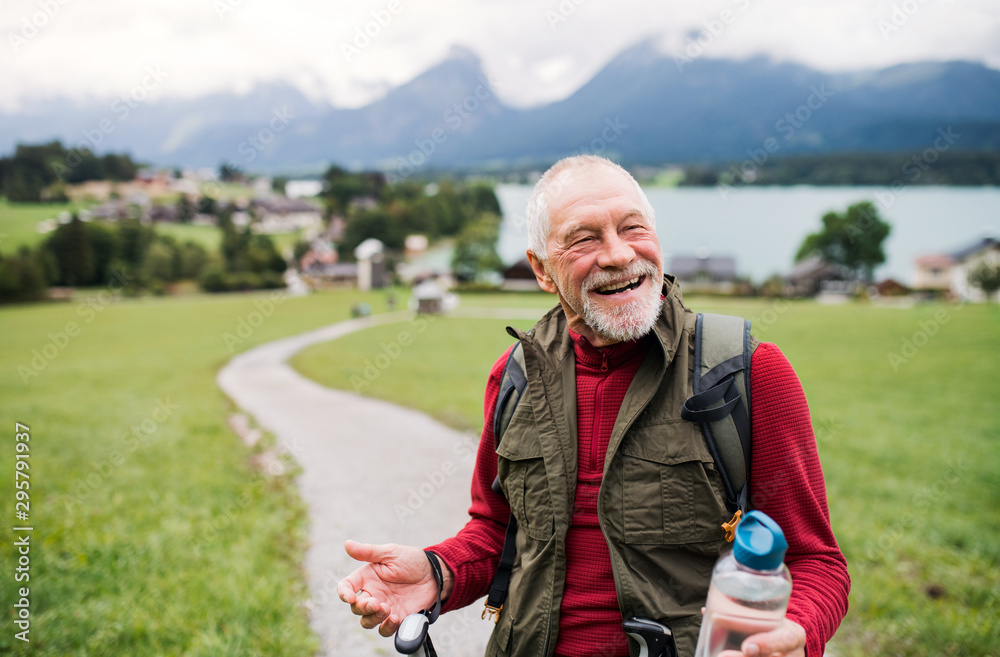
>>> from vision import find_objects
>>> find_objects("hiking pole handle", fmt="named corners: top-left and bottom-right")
top-left (395, 613), bottom-right (429, 655)
top-left (623, 617), bottom-right (677, 657)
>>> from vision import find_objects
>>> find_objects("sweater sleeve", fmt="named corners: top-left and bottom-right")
top-left (749, 342), bottom-right (850, 656)
top-left (425, 346), bottom-right (514, 613)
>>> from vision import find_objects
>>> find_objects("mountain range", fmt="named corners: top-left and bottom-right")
top-left (3, 41), bottom-right (1000, 173)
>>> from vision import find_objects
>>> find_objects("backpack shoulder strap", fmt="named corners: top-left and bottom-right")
top-left (681, 313), bottom-right (758, 539)
top-left (492, 342), bottom-right (527, 450)
top-left (483, 341), bottom-right (526, 623)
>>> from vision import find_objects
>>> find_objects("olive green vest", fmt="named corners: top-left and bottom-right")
top-left (486, 277), bottom-right (735, 657)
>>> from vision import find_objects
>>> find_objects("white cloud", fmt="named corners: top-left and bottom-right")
top-left (0, 0), bottom-right (997, 113)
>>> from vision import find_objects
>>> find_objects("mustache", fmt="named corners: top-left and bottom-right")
top-left (582, 260), bottom-right (660, 292)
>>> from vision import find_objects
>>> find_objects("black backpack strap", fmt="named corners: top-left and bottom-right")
top-left (483, 342), bottom-right (526, 623)
top-left (681, 313), bottom-right (758, 540)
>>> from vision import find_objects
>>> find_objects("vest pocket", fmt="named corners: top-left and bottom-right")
top-left (621, 424), bottom-right (728, 545)
top-left (500, 455), bottom-right (555, 541)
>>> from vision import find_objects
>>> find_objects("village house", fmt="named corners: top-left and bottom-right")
top-left (913, 254), bottom-right (954, 293)
top-left (250, 197), bottom-right (323, 237)
top-left (669, 252), bottom-right (741, 294)
top-left (782, 255), bottom-right (853, 298)
top-left (949, 236), bottom-right (999, 301)
top-left (913, 236), bottom-right (999, 301)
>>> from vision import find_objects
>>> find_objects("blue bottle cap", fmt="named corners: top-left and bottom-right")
top-left (733, 510), bottom-right (788, 571)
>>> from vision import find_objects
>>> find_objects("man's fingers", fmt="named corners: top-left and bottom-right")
top-left (336, 576), bottom-right (360, 604)
top-left (344, 539), bottom-right (395, 565)
top-left (350, 591), bottom-right (387, 617)
top-left (378, 617), bottom-right (400, 637)
top-left (359, 611), bottom-right (385, 630)
top-left (742, 619), bottom-right (806, 657)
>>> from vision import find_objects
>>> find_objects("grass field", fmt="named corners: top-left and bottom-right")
top-left (291, 295), bottom-right (1000, 657)
top-left (1, 199), bottom-right (306, 258)
top-left (0, 287), bottom-right (403, 656)
top-left (0, 199), bottom-right (92, 255)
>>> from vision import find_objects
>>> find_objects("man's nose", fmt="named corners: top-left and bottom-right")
top-left (597, 232), bottom-right (635, 269)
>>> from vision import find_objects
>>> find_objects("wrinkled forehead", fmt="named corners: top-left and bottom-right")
top-left (547, 167), bottom-right (649, 230)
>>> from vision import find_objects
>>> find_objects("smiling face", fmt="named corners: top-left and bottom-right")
top-left (527, 164), bottom-right (664, 347)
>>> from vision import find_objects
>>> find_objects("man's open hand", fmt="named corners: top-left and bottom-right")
top-left (336, 540), bottom-right (442, 637)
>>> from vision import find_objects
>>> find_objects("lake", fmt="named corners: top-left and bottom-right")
top-left (495, 184), bottom-right (1000, 285)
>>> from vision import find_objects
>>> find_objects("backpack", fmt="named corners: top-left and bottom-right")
top-left (482, 313), bottom-right (756, 623)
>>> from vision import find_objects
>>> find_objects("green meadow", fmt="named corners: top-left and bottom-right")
top-left (0, 199), bottom-right (91, 254)
top-left (0, 287), bottom-right (400, 656)
top-left (292, 296), bottom-right (1000, 657)
top-left (0, 200), bottom-right (303, 260)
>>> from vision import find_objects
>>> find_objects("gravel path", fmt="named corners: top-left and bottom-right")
top-left (217, 308), bottom-right (544, 657)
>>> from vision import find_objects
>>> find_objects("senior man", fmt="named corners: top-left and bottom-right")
top-left (338, 155), bottom-right (850, 657)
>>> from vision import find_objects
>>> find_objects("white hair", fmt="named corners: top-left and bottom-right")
top-left (525, 155), bottom-right (655, 260)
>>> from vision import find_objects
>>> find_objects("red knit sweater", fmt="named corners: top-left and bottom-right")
top-left (428, 333), bottom-right (850, 657)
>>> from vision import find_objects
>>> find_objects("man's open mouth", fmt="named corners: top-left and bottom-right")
top-left (593, 276), bottom-right (644, 295)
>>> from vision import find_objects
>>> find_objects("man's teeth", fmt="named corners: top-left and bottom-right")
top-left (596, 277), bottom-right (640, 293)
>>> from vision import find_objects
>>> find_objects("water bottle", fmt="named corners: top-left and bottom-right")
top-left (694, 511), bottom-right (792, 657)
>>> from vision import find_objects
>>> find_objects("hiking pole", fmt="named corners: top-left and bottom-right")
top-left (394, 552), bottom-right (444, 657)
top-left (623, 618), bottom-right (677, 657)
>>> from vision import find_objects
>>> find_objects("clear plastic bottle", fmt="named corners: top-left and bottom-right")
top-left (694, 511), bottom-right (792, 657)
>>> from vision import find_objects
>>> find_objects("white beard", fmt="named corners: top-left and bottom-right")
top-left (558, 260), bottom-right (664, 343)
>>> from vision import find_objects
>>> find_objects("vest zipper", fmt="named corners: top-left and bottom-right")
top-left (600, 349), bottom-right (609, 372)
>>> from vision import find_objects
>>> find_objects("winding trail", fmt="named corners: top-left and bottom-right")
top-left (217, 307), bottom-right (544, 657)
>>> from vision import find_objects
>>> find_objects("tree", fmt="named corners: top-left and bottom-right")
top-left (451, 213), bottom-right (504, 283)
top-left (178, 242), bottom-right (209, 279)
top-left (46, 215), bottom-right (96, 286)
top-left (218, 162), bottom-right (243, 182)
top-left (0, 247), bottom-right (47, 303)
top-left (176, 195), bottom-right (196, 223)
top-left (272, 176), bottom-right (289, 195)
top-left (143, 241), bottom-right (177, 283)
top-left (197, 195), bottom-right (217, 216)
top-left (968, 261), bottom-right (1000, 302)
top-left (795, 201), bottom-right (891, 282)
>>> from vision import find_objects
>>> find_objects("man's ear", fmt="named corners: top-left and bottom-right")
top-left (526, 250), bottom-right (558, 294)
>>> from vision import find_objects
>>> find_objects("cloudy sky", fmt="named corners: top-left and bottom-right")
top-left (2, 0), bottom-right (999, 112)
